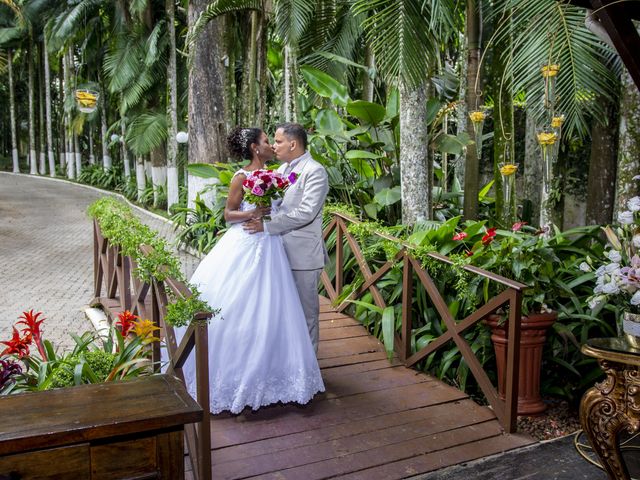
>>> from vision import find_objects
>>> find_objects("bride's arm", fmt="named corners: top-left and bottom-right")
top-left (224, 174), bottom-right (269, 224)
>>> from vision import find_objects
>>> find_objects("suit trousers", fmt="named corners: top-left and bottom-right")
top-left (292, 268), bottom-right (323, 354)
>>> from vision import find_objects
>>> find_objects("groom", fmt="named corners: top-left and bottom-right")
top-left (244, 123), bottom-right (329, 354)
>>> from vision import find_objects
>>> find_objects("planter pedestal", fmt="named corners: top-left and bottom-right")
top-left (485, 312), bottom-right (557, 416)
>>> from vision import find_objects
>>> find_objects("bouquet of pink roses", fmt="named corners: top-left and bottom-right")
top-left (242, 169), bottom-right (297, 207)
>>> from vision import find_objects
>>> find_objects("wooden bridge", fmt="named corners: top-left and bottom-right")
top-left (92, 210), bottom-right (536, 480)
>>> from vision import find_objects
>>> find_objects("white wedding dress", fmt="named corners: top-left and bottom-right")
top-left (171, 169), bottom-right (325, 414)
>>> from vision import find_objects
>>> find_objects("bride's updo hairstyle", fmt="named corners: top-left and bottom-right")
top-left (227, 127), bottom-right (262, 160)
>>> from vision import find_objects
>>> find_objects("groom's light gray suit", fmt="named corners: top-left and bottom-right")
top-left (264, 151), bottom-right (329, 353)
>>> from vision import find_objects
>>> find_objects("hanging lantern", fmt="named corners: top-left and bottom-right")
top-left (75, 89), bottom-right (99, 113)
top-left (469, 109), bottom-right (489, 160)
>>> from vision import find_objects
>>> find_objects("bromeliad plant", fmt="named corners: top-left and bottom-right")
top-left (0, 310), bottom-right (160, 395)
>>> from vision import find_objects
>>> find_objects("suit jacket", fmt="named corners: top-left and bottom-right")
top-left (265, 152), bottom-right (329, 270)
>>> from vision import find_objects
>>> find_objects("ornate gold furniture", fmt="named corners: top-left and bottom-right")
top-left (580, 337), bottom-right (640, 480)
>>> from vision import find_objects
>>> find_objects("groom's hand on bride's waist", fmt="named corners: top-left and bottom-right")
top-left (244, 218), bottom-right (264, 234)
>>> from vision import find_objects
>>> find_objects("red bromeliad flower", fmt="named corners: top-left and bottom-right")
top-left (482, 227), bottom-right (497, 246)
top-left (16, 310), bottom-right (47, 360)
top-left (1, 327), bottom-right (31, 358)
top-left (511, 221), bottom-right (527, 232)
top-left (452, 232), bottom-right (468, 241)
top-left (116, 310), bottom-right (139, 336)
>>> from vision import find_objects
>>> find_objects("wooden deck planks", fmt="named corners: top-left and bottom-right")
top-left (203, 298), bottom-right (535, 479)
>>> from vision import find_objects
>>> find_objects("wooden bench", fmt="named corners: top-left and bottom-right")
top-left (0, 374), bottom-right (202, 480)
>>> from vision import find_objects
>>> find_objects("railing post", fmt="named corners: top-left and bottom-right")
top-left (335, 216), bottom-right (344, 296)
top-left (400, 252), bottom-right (413, 362)
top-left (504, 289), bottom-right (522, 433)
top-left (195, 323), bottom-right (211, 480)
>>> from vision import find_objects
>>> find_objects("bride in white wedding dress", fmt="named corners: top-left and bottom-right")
top-left (174, 127), bottom-right (325, 414)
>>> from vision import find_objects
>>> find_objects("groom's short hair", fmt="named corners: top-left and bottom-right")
top-left (276, 123), bottom-right (308, 150)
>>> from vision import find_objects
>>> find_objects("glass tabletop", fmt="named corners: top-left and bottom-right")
top-left (586, 337), bottom-right (640, 357)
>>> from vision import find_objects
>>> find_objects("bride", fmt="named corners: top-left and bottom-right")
top-left (173, 126), bottom-right (325, 414)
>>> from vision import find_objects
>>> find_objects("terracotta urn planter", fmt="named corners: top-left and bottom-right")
top-left (484, 311), bottom-right (557, 416)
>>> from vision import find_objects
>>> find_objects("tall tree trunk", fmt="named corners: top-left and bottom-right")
top-left (8, 49), bottom-right (19, 173)
top-left (121, 117), bottom-right (131, 178)
top-left (151, 146), bottom-right (167, 208)
top-left (240, 11), bottom-right (259, 125)
top-left (523, 112), bottom-right (542, 226)
top-left (399, 81), bottom-right (431, 224)
top-left (166, 0), bottom-right (179, 211)
top-left (58, 57), bottom-right (66, 171)
top-left (362, 45), bottom-right (375, 102)
top-left (136, 155), bottom-right (146, 201)
top-left (463, 0), bottom-right (481, 220)
top-left (89, 127), bottom-right (95, 164)
top-left (38, 41), bottom-right (46, 175)
top-left (28, 39), bottom-right (37, 175)
top-left (256, 6), bottom-right (268, 127)
top-left (614, 67), bottom-right (640, 218)
top-left (586, 94), bottom-right (619, 225)
top-left (74, 133), bottom-right (82, 175)
top-left (43, 35), bottom-right (55, 177)
top-left (188, 0), bottom-right (227, 205)
top-left (64, 48), bottom-right (75, 179)
top-left (283, 44), bottom-right (299, 122)
top-left (99, 75), bottom-right (111, 169)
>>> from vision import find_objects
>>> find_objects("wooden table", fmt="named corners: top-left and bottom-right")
top-left (580, 337), bottom-right (640, 480)
top-left (0, 374), bottom-right (202, 480)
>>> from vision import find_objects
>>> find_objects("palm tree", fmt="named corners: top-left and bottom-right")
top-left (354, 0), bottom-right (459, 224)
top-left (7, 48), bottom-right (18, 172)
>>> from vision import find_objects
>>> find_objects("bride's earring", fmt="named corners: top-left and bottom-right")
top-left (256, 149), bottom-right (260, 154)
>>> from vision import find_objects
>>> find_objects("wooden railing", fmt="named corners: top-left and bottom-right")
top-left (92, 219), bottom-right (212, 480)
top-left (321, 212), bottom-right (528, 433)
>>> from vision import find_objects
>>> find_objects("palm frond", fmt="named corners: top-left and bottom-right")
top-left (145, 20), bottom-right (166, 67)
top-left (0, 48), bottom-right (6, 72)
top-left (126, 111), bottom-right (168, 156)
top-left (354, 0), bottom-right (438, 88)
top-left (128, 0), bottom-right (148, 18)
top-left (0, 0), bottom-right (23, 25)
top-left (274, 0), bottom-right (316, 45)
top-left (0, 26), bottom-right (24, 45)
top-left (104, 34), bottom-right (145, 94)
top-left (48, 0), bottom-right (102, 52)
top-left (491, 0), bottom-right (617, 138)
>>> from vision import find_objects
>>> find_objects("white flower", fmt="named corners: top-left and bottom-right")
top-left (618, 211), bottom-right (634, 225)
top-left (602, 281), bottom-right (620, 295)
top-left (579, 262), bottom-right (591, 272)
top-left (629, 197), bottom-right (640, 212)
top-left (588, 295), bottom-right (605, 309)
top-left (631, 291), bottom-right (640, 306)
top-left (607, 250), bottom-right (622, 263)
top-left (605, 263), bottom-right (620, 274)
top-left (595, 265), bottom-right (606, 277)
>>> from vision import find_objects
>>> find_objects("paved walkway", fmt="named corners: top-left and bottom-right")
top-left (0, 173), bottom-right (199, 351)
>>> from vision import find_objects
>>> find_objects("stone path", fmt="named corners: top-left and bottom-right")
top-left (0, 173), bottom-right (199, 352)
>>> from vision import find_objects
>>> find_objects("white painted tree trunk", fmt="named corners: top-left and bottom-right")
top-left (89, 128), bottom-right (95, 165)
top-left (121, 119), bottom-right (131, 178)
top-left (614, 67), bottom-right (640, 218)
top-left (64, 49), bottom-right (75, 179)
top-left (136, 157), bottom-right (146, 201)
top-left (101, 98), bottom-right (111, 169)
top-left (74, 134), bottom-right (82, 175)
top-left (399, 81), bottom-right (431, 224)
top-left (8, 49), bottom-right (19, 173)
top-left (152, 166), bottom-right (167, 207)
top-left (166, 0), bottom-right (179, 211)
top-left (28, 41), bottom-right (37, 175)
top-left (43, 35), bottom-right (55, 177)
top-left (66, 132), bottom-right (75, 179)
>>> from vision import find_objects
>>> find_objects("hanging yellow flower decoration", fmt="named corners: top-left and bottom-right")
top-left (469, 110), bottom-right (486, 123)
top-left (75, 90), bottom-right (97, 108)
top-left (537, 131), bottom-right (558, 146)
top-left (540, 64), bottom-right (560, 78)
top-left (499, 164), bottom-right (518, 176)
top-left (551, 115), bottom-right (565, 129)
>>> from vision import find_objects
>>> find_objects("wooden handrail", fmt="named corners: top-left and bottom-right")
top-left (322, 212), bottom-right (525, 433)
top-left (330, 211), bottom-right (528, 291)
top-left (91, 219), bottom-right (212, 480)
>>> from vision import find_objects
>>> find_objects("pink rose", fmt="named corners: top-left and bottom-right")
top-left (252, 185), bottom-right (264, 196)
